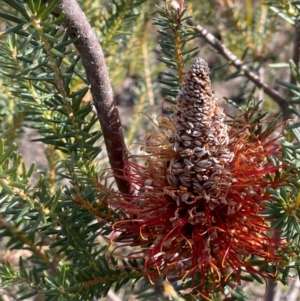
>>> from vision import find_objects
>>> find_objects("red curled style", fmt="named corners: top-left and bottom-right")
top-left (109, 58), bottom-right (286, 298)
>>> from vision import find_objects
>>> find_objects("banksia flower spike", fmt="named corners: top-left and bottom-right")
top-left (110, 58), bottom-right (286, 297)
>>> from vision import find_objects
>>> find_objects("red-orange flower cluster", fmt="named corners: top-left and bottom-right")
top-left (110, 58), bottom-right (286, 297)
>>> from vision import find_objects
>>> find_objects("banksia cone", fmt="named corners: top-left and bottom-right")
top-left (110, 58), bottom-right (286, 297)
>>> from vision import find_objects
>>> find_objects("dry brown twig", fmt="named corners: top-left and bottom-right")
top-left (187, 17), bottom-right (292, 120)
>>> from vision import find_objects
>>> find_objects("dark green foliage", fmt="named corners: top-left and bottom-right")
top-left (153, 2), bottom-right (198, 103)
top-left (0, 0), bottom-right (299, 301)
top-left (0, 0), bottom-right (147, 300)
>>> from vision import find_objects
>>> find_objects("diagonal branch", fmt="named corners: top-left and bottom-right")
top-left (187, 18), bottom-right (292, 120)
top-left (51, 0), bottom-right (131, 194)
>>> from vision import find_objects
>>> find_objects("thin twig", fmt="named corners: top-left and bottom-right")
top-left (51, 0), bottom-right (131, 194)
top-left (290, 21), bottom-right (300, 87)
top-left (142, 18), bottom-right (156, 121)
top-left (187, 18), bottom-right (292, 120)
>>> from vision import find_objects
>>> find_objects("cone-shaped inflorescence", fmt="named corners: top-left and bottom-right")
top-left (110, 58), bottom-right (286, 297)
top-left (166, 57), bottom-right (233, 215)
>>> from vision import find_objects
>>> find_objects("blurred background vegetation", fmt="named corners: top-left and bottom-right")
top-left (0, 0), bottom-right (300, 300)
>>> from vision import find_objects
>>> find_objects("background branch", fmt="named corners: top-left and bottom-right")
top-left (290, 21), bottom-right (300, 87)
top-left (188, 18), bottom-right (292, 120)
top-left (52, 0), bottom-right (131, 194)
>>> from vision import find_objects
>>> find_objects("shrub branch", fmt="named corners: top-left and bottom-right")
top-left (51, 0), bottom-right (131, 194)
top-left (188, 18), bottom-right (292, 120)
